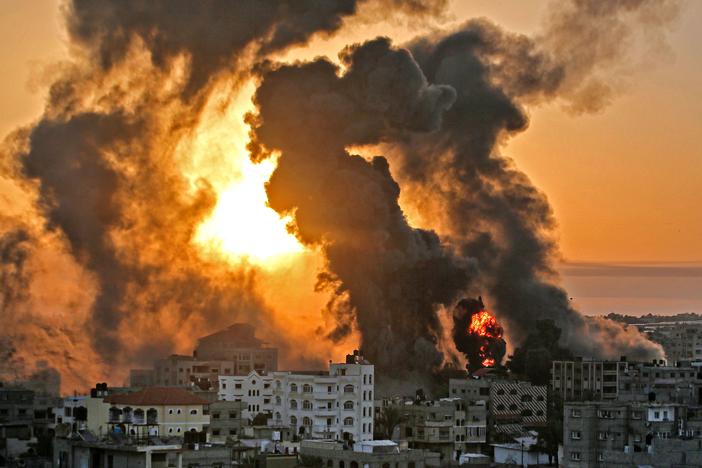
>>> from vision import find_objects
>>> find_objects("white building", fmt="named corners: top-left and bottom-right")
top-left (55, 395), bottom-right (89, 430)
top-left (219, 350), bottom-right (374, 442)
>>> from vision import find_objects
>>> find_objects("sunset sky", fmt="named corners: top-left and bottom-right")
top-left (1, 0), bottom-right (700, 318)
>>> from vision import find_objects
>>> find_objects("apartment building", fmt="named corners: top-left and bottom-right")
top-left (132, 323), bottom-right (278, 392)
top-left (552, 358), bottom-right (628, 400)
top-left (393, 398), bottom-right (487, 464)
top-left (219, 350), bottom-right (374, 443)
top-left (552, 358), bottom-right (702, 405)
top-left (641, 322), bottom-right (702, 363)
top-left (563, 400), bottom-right (697, 466)
top-left (448, 378), bottom-right (547, 438)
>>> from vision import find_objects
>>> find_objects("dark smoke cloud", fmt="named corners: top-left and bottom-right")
top-left (250, 0), bottom-right (678, 380)
top-left (387, 0), bottom-right (677, 359)
top-left (249, 38), bottom-right (473, 376)
top-left (1, 0), bottom-right (452, 391)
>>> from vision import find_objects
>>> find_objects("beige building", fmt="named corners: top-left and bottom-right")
top-left (86, 386), bottom-right (210, 438)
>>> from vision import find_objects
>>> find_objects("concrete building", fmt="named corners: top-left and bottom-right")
top-left (0, 385), bottom-right (36, 463)
top-left (449, 378), bottom-right (547, 438)
top-left (55, 396), bottom-right (89, 431)
top-left (300, 439), bottom-right (434, 468)
top-left (86, 386), bottom-right (210, 438)
top-left (208, 400), bottom-right (246, 443)
top-left (552, 357), bottom-right (702, 405)
top-left (219, 350), bottom-right (374, 443)
top-left (562, 399), bottom-right (702, 467)
top-left (637, 321), bottom-right (702, 363)
top-left (140, 324), bottom-right (278, 392)
top-left (491, 433), bottom-right (550, 467)
top-left (392, 398), bottom-right (487, 465)
top-left (551, 358), bottom-right (629, 400)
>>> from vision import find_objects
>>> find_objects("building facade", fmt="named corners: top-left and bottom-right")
top-left (219, 351), bottom-right (374, 443)
top-left (562, 400), bottom-right (702, 467)
top-left (393, 398), bottom-right (487, 464)
top-left (86, 386), bottom-right (210, 438)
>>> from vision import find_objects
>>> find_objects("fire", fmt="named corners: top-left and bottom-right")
top-left (184, 81), bottom-right (305, 268)
top-left (468, 309), bottom-right (504, 367)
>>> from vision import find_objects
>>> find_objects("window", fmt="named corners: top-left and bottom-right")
top-left (229, 429), bottom-right (237, 435)
top-left (598, 453), bottom-right (604, 462)
top-left (571, 408), bottom-right (582, 417)
top-left (344, 417), bottom-right (354, 426)
top-left (290, 415), bottom-right (297, 425)
top-left (276, 396), bottom-right (281, 405)
top-left (570, 452), bottom-right (581, 461)
top-left (303, 384), bottom-right (313, 393)
top-left (229, 411), bottom-right (237, 418)
top-left (291, 384), bottom-right (298, 393)
top-left (598, 431), bottom-right (609, 441)
top-left (344, 401), bottom-right (354, 410)
top-left (212, 412), bottom-right (220, 419)
top-left (344, 384), bottom-right (354, 393)
top-left (212, 429), bottom-right (221, 436)
top-left (570, 431), bottom-right (581, 440)
top-left (235, 384), bottom-right (242, 389)
top-left (303, 417), bottom-right (312, 426)
top-left (303, 400), bottom-right (313, 410)
top-left (290, 400), bottom-right (298, 410)
top-left (190, 409), bottom-right (198, 415)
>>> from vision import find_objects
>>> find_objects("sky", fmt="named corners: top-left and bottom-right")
top-left (1, 0), bottom-right (700, 317)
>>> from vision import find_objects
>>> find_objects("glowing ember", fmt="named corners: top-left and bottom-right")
top-left (468, 309), bottom-right (504, 367)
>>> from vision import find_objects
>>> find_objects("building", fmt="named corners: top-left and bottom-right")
top-left (0, 385), bottom-right (36, 462)
top-left (636, 321), bottom-right (702, 363)
top-left (300, 439), bottom-right (434, 468)
top-left (208, 400), bottom-right (246, 443)
top-left (562, 399), bottom-right (702, 466)
top-left (552, 357), bottom-right (702, 405)
top-left (551, 358), bottom-right (629, 400)
top-left (491, 433), bottom-right (550, 467)
top-left (392, 398), bottom-right (487, 465)
top-left (449, 378), bottom-right (547, 438)
top-left (219, 350), bottom-right (374, 443)
top-left (140, 323), bottom-right (279, 392)
top-left (86, 386), bottom-right (210, 438)
top-left (55, 396), bottom-right (89, 431)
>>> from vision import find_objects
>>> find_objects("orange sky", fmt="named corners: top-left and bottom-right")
top-left (1, 0), bottom-right (700, 315)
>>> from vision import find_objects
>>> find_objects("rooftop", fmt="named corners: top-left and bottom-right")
top-left (104, 387), bottom-right (208, 406)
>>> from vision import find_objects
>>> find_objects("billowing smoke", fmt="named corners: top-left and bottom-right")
top-left (452, 297), bottom-right (506, 372)
top-left (0, 0), bottom-right (676, 392)
top-left (248, 0), bottom-right (675, 385)
top-left (1, 0), bottom-right (449, 392)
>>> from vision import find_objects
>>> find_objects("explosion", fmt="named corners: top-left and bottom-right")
top-left (453, 298), bottom-right (507, 373)
top-left (0, 0), bottom-right (674, 393)
top-left (468, 310), bottom-right (504, 368)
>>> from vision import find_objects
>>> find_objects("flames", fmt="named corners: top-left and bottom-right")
top-left (468, 309), bottom-right (504, 368)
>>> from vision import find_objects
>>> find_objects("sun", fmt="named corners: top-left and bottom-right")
top-left (194, 157), bottom-right (304, 265)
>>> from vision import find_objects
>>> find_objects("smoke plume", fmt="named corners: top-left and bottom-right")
top-left (0, 0), bottom-right (677, 392)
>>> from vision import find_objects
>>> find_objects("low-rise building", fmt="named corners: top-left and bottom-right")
top-left (300, 439), bottom-right (434, 468)
top-left (0, 385), bottom-right (36, 461)
top-left (392, 398), bottom-right (487, 464)
top-left (208, 400), bottom-right (246, 442)
top-left (86, 386), bottom-right (210, 438)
